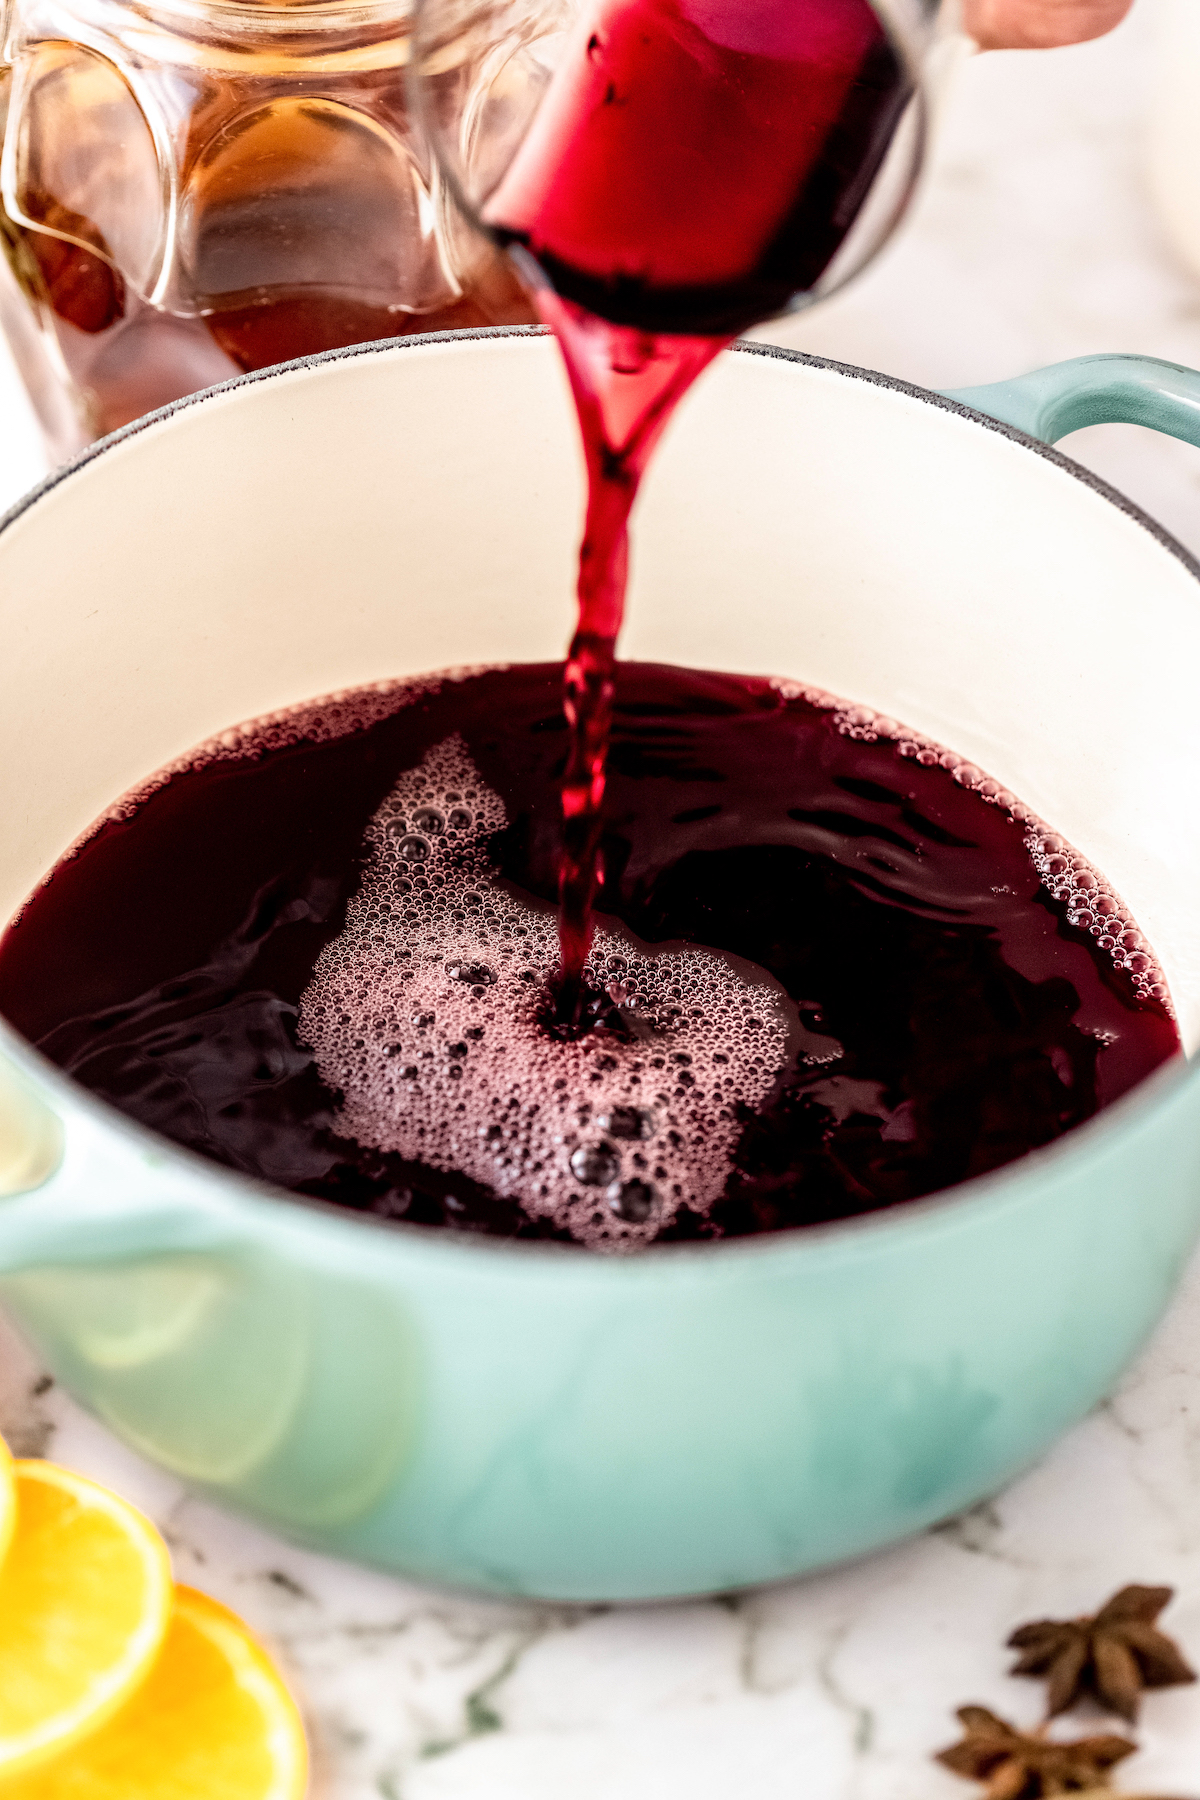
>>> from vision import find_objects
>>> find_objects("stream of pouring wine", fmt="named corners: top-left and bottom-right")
top-left (534, 289), bottom-right (730, 1027)
top-left (483, 0), bottom-right (911, 1029)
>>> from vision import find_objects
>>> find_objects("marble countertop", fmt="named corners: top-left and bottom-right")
top-left (6, 3), bottom-right (1200, 1795)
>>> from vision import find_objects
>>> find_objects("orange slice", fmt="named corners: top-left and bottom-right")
top-left (0, 1461), bottom-right (172, 1779)
top-left (1, 1586), bottom-right (309, 1799)
top-left (0, 1436), bottom-right (14, 1572)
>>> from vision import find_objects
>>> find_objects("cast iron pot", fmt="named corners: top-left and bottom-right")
top-left (2, 328), bottom-right (1200, 1599)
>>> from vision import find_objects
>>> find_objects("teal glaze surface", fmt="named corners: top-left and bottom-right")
top-left (4, 341), bottom-right (1200, 1600)
top-left (3, 1026), bottom-right (1200, 1600)
top-left (942, 353), bottom-right (1200, 447)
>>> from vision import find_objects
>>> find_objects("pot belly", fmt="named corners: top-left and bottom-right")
top-left (4, 1056), bottom-right (1197, 1601)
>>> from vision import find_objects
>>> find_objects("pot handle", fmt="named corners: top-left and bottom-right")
top-left (0, 1050), bottom-right (237, 1273)
top-left (940, 353), bottom-right (1200, 448)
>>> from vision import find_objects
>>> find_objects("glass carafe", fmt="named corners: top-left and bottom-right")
top-left (0, 0), bottom-right (534, 457)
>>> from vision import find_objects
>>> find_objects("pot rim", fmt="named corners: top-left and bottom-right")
top-left (9, 324), bottom-right (1200, 582)
top-left (3, 323), bottom-right (1196, 1269)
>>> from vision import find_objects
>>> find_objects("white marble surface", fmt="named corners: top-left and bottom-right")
top-left (6, 3), bottom-right (1200, 1795)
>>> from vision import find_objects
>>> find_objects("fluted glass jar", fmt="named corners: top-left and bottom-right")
top-left (0, 0), bottom-right (534, 455)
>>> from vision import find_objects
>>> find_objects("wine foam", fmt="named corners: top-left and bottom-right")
top-left (298, 736), bottom-right (794, 1248)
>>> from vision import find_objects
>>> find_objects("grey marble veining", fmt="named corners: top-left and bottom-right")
top-left (5, 1), bottom-right (1200, 1794)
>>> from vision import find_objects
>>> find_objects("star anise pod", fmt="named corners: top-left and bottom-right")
top-left (1008, 1586), bottom-right (1196, 1721)
top-left (936, 1706), bottom-right (1136, 1798)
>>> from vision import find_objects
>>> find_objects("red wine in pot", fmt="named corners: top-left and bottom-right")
top-left (0, 665), bottom-right (1176, 1249)
top-left (481, 0), bottom-right (914, 1014)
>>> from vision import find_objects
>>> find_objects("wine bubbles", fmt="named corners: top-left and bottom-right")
top-left (298, 736), bottom-right (793, 1249)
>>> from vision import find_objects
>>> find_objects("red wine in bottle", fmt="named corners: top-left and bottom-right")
top-left (482, 0), bottom-right (914, 1020)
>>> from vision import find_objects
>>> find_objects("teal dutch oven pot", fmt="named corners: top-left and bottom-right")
top-left (3, 330), bottom-right (1200, 1601)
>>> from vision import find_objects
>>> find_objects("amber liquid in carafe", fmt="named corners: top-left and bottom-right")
top-left (0, 45), bottom-right (535, 446)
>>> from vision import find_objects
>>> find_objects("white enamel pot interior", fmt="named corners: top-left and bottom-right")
top-left (0, 326), bottom-right (1198, 1600)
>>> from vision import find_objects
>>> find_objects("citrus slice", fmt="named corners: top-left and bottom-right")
top-left (0, 1435), bottom-right (14, 1572)
top-left (0, 1461), bottom-right (173, 1779)
top-left (1, 1586), bottom-right (309, 1800)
